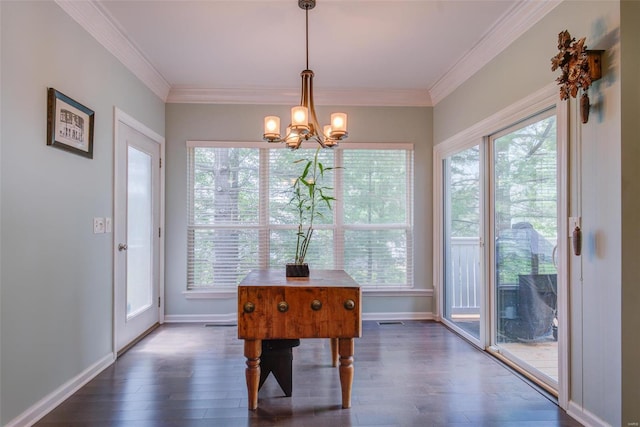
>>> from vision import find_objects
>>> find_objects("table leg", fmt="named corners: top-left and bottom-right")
top-left (244, 339), bottom-right (261, 410)
top-left (330, 338), bottom-right (339, 367)
top-left (338, 338), bottom-right (354, 409)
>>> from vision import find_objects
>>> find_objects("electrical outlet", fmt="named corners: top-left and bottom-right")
top-left (93, 217), bottom-right (105, 234)
top-left (105, 217), bottom-right (112, 233)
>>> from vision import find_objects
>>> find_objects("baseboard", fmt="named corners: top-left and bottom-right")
top-left (363, 312), bottom-right (435, 321)
top-left (567, 400), bottom-right (612, 427)
top-left (5, 353), bottom-right (115, 427)
top-left (164, 313), bottom-right (238, 324)
top-left (164, 312), bottom-right (435, 324)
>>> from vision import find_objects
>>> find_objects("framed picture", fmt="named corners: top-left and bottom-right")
top-left (47, 88), bottom-right (94, 159)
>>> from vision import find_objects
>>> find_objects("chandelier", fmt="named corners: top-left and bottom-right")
top-left (263, 0), bottom-right (348, 149)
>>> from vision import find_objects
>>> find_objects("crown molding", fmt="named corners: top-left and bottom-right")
top-left (167, 86), bottom-right (432, 107)
top-left (56, 0), bottom-right (558, 107)
top-left (55, 0), bottom-right (171, 101)
top-left (429, 0), bottom-right (562, 105)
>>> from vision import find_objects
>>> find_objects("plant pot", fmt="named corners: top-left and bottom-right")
top-left (286, 263), bottom-right (310, 278)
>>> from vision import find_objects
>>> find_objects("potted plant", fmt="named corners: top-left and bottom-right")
top-left (286, 147), bottom-right (336, 277)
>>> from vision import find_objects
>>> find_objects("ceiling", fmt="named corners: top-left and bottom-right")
top-left (59, 0), bottom-right (559, 106)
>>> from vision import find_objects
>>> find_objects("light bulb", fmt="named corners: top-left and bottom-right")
top-left (263, 116), bottom-right (281, 141)
top-left (291, 106), bottom-right (308, 127)
top-left (331, 113), bottom-right (347, 131)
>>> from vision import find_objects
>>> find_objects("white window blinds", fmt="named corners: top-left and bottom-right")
top-left (187, 142), bottom-right (413, 289)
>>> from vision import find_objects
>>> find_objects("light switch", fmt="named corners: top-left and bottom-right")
top-left (105, 217), bottom-right (112, 233)
top-left (93, 217), bottom-right (105, 234)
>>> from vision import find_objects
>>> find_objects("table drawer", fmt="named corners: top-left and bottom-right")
top-left (238, 285), bottom-right (361, 339)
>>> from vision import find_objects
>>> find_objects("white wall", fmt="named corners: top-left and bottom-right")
top-left (0, 1), bottom-right (165, 424)
top-left (434, 1), bottom-right (632, 425)
top-left (164, 103), bottom-right (433, 320)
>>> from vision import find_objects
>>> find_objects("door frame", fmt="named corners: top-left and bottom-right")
top-left (113, 107), bottom-right (165, 355)
top-left (433, 83), bottom-right (569, 408)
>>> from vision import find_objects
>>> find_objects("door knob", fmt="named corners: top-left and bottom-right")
top-left (118, 243), bottom-right (128, 251)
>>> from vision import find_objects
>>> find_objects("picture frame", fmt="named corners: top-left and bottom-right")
top-left (47, 88), bottom-right (94, 159)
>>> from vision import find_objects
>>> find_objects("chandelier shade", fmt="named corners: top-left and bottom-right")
top-left (262, 0), bottom-right (348, 149)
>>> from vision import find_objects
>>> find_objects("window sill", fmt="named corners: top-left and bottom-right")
top-left (183, 290), bottom-right (237, 299)
top-left (363, 288), bottom-right (433, 297)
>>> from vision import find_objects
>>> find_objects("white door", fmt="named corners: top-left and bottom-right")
top-left (114, 109), bottom-right (164, 353)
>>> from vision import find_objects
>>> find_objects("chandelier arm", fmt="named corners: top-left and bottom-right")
top-left (307, 73), bottom-right (326, 147)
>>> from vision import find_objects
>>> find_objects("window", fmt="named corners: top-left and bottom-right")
top-left (187, 141), bottom-right (414, 290)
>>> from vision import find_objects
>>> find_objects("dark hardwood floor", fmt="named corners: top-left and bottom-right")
top-left (35, 321), bottom-right (582, 427)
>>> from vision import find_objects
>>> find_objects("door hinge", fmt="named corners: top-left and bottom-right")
top-left (159, 158), bottom-right (162, 168)
top-left (159, 227), bottom-right (161, 238)
top-left (158, 296), bottom-right (161, 307)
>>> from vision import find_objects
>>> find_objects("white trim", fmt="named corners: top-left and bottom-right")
top-left (183, 290), bottom-right (237, 300)
top-left (567, 401), bottom-right (611, 427)
top-left (432, 145), bottom-right (445, 321)
top-left (168, 87), bottom-right (432, 107)
top-left (429, 0), bottom-right (561, 104)
top-left (0, 1), bottom-right (3, 422)
top-left (335, 142), bottom-right (415, 151)
top-left (164, 313), bottom-right (238, 324)
top-left (116, 109), bottom-right (164, 144)
top-left (4, 353), bottom-right (114, 427)
top-left (54, 1), bottom-right (170, 101)
top-left (365, 312), bottom-right (435, 322)
top-left (364, 288), bottom-right (431, 297)
top-left (186, 140), bottom-right (265, 149)
top-left (556, 97), bottom-right (570, 410)
top-left (435, 83), bottom-right (558, 150)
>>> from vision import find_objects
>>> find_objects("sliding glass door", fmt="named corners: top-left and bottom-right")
top-left (438, 103), bottom-right (563, 394)
top-left (490, 109), bottom-right (559, 387)
top-left (443, 145), bottom-right (483, 343)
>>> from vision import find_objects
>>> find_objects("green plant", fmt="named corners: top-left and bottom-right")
top-left (290, 147), bottom-right (336, 265)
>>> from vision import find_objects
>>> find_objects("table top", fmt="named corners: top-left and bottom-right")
top-left (239, 269), bottom-right (359, 288)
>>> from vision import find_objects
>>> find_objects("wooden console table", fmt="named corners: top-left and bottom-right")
top-left (237, 269), bottom-right (361, 410)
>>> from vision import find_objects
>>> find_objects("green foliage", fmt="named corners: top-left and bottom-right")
top-left (447, 115), bottom-right (557, 240)
top-left (446, 115), bottom-right (558, 286)
top-left (342, 150), bottom-right (407, 224)
top-left (290, 147), bottom-right (337, 264)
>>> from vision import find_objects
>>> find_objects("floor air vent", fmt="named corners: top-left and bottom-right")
top-left (377, 321), bottom-right (404, 326)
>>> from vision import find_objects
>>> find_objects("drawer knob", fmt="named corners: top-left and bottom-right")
top-left (344, 299), bottom-right (356, 310)
top-left (277, 301), bottom-right (289, 312)
top-left (243, 302), bottom-right (255, 313)
top-left (311, 299), bottom-right (322, 311)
